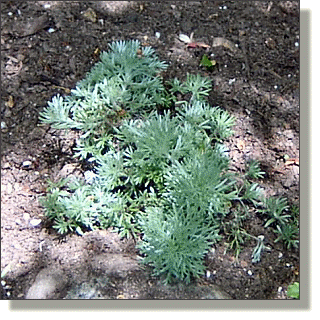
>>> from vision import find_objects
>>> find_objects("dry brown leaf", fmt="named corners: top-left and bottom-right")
top-left (284, 158), bottom-right (299, 166)
top-left (212, 37), bottom-right (240, 54)
top-left (187, 42), bottom-right (210, 49)
top-left (82, 8), bottom-right (97, 23)
top-left (5, 95), bottom-right (14, 108)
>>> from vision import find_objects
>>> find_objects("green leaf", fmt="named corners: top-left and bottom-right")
top-left (200, 54), bottom-right (216, 68)
top-left (287, 282), bottom-right (299, 299)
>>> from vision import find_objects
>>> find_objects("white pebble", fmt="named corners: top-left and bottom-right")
top-left (206, 270), bottom-right (211, 278)
top-left (155, 32), bottom-right (161, 39)
top-left (274, 85), bottom-right (278, 89)
top-left (247, 270), bottom-right (253, 276)
top-left (229, 78), bottom-right (236, 85)
top-left (43, 4), bottom-right (51, 9)
top-left (22, 160), bottom-right (32, 168)
top-left (8, 12), bottom-right (13, 16)
top-left (179, 33), bottom-right (191, 44)
top-left (30, 219), bottom-right (42, 227)
top-left (23, 212), bottom-right (30, 221)
top-left (294, 42), bottom-right (299, 47)
top-left (47, 28), bottom-right (55, 33)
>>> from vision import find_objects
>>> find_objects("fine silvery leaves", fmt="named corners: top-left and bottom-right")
top-left (245, 160), bottom-right (265, 179)
top-left (39, 40), bottom-right (168, 138)
top-left (138, 204), bottom-right (218, 284)
top-left (178, 100), bottom-right (235, 141)
top-left (164, 149), bottom-right (238, 219)
top-left (39, 40), bottom-right (297, 284)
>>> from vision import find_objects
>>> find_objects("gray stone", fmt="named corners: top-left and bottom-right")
top-left (25, 267), bottom-right (67, 299)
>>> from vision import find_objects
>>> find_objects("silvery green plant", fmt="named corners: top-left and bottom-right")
top-left (137, 203), bottom-right (220, 284)
top-left (39, 40), bottom-right (297, 284)
top-left (39, 40), bottom-right (168, 160)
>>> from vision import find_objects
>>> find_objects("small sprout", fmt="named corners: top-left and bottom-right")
top-left (287, 282), bottom-right (299, 299)
top-left (200, 54), bottom-right (216, 70)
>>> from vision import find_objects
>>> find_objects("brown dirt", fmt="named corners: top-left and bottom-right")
top-left (1, 1), bottom-right (299, 299)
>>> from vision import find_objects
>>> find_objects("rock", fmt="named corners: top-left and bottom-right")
top-left (25, 267), bottom-right (67, 299)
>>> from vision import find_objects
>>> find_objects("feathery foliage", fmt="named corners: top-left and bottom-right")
top-left (39, 40), bottom-right (298, 284)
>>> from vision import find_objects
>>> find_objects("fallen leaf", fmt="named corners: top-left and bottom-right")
top-left (187, 42), bottom-right (210, 49)
top-left (212, 37), bottom-right (240, 54)
top-left (5, 95), bottom-right (14, 108)
top-left (284, 158), bottom-right (299, 166)
top-left (82, 8), bottom-right (97, 23)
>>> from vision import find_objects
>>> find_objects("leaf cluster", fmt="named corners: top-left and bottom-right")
top-left (39, 40), bottom-right (298, 284)
top-left (39, 40), bottom-right (167, 148)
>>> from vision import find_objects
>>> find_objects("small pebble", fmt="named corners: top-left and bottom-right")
top-left (23, 212), bottom-right (30, 221)
top-left (30, 219), bottom-right (42, 227)
top-left (155, 32), bottom-right (161, 39)
top-left (22, 160), bottom-right (32, 168)
top-left (247, 270), bottom-right (253, 276)
top-left (47, 28), bottom-right (55, 33)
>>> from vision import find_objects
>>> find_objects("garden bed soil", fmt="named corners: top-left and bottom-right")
top-left (1, 1), bottom-right (299, 299)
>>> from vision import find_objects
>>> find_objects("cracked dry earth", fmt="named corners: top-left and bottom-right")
top-left (1, 1), bottom-right (299, 299)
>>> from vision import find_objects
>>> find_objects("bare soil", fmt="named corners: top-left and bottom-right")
top-left (1, 1), bottom-right (299, 299)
